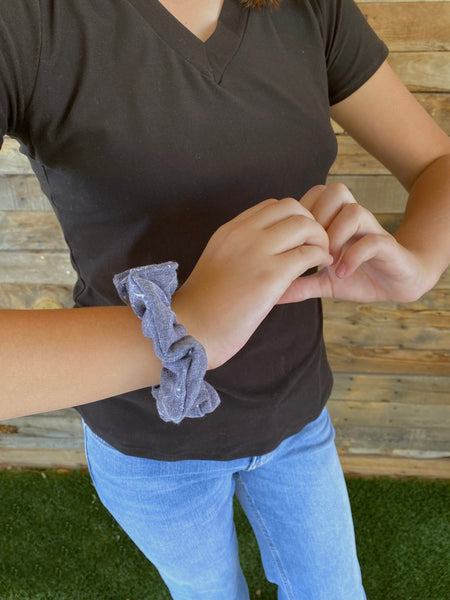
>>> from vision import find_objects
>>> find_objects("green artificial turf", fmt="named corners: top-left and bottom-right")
top-left (0, 470), bottom-right (448, 600)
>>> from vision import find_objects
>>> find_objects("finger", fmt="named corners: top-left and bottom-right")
top-left (264, 214), bottom-right (329, 255)
top-left (298, 185), bottom-right (327, 213)
top-left (277, 244), bottom-right (333, 281)
top-left (327, 203), bottom-right (385, 262)
top-left (302, 183), bottom-right (357, 230)
top-left (242, 196), bottom-right (316, 230)
top-left (335, 233), bottom-right (395, 278)
top-left (277, 270), bottom-right (331, 303)
top-left (230, 198), bottom-right (279, 223)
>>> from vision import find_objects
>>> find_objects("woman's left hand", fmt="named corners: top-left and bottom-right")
top-left (278, 184), bottom-right (433, 304)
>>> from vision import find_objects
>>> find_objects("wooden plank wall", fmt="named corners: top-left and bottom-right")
top-left (0, 1), bottom-right (449, 477)
top-left (326, 0), bottom-right (450, 478)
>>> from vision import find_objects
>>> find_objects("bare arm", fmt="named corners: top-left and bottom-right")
top-left (0, 198), bottom-right (330, 419)
top-left (0, 306), bottom-right (162, 419)
top-left (330, 61), bottom-right (450, 286)
top-left (280, 62), bottom-right (450, 304)
top-left (394, 153), bottom-right (450, 284)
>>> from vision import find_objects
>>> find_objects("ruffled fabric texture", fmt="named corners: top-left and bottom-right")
top-left (113, 262), bottom-right (220, 424)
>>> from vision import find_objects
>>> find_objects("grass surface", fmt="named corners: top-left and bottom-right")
top-left (0, 470), bottom-right (448, 599)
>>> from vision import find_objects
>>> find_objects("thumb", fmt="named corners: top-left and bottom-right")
top-left (335, 233), bottom-right (394, 279)
top-left (277, 270), bottom-right (331, 304)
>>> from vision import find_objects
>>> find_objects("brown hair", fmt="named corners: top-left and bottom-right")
top-left (240, 0), bottom-right (282, 8)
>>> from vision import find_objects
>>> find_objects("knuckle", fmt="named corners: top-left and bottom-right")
top-left (287, 213), bottom-right (309, 226)
top-left (260, 197), bottom-right (279, 207)
top-left (216, 221), bottom-right (245, 246)
top-left (278, 196), bottom-right (300, 209)
top-left (342, 202), bottom-right (364, 219)
top-left (286, 214), bottom-right (324, 239)
top-left (310, 184), bottom-right (327, 194)
top-left (328, 182), bottom-right (352, 198)
top-left (296, 244), bottom-right (323, 261)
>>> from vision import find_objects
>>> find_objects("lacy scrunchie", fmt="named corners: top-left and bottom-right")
top-left (113, 262), bottom-right (220, 424)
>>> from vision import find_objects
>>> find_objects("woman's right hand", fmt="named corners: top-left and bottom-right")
top-left (173, 197), bottom-right (332, 369)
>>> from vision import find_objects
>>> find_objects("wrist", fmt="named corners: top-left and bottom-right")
top-left (393, 232), bottom-right (445, 295)
top-left (171, 287), bottom-right (220, 371)
top-left (113, 263), bottom-right (221, 423)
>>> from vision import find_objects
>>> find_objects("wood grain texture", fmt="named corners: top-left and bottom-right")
top-left (323, 296), bottom-right (450, 350)
top-left (0, 410), bottom-right (86, 467)
top-left (0, 138), bottom-right (33, 175)
top-left (0, 449), bottom-right (87, 469)
top-left (0, 211), bottom-right (67, 250)
top-left (339, 455), bottom-right (450, 479)
top-left (0, 410), bottom-right (82, 446)
top-left (326, 175), bottom-right (408, 212)
top-left (0, 175), bottom-right (49, 210)
top-left (331, 137), bottom-right (388, 175)
top-left (0, 283), bottom-right (74, 309)
top-left (0, 252), bottom-right (76, 285)
top-left (326, 345), bottom-right (450, 376)
top-left (388, 52), bottom-right (450, 92)
top-left (328, 399), bottom-right (450, 431)
top-left (361, 2), bottom-right (450, 52)
top-left (331, 373), bottom-right (450, 405)
top-left (333, 423), bottom-right (449, 457)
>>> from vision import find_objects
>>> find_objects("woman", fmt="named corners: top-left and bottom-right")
top-left (1, 0), bottom-right (449, 598)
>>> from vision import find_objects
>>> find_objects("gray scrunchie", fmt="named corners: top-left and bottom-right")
top-left (113, 262), bottom-right (220, 424)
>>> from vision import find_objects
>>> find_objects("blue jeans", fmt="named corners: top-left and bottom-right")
top-left (83, 408), bottom-right (366, 600)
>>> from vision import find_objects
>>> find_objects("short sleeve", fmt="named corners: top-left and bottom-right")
top-left (313, 0), bottom-right (389, 105)
top-left (0, 0), bottom-right (41, 145)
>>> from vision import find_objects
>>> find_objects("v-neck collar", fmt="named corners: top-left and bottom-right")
top-left (126, 0), bottom-right (249, 83)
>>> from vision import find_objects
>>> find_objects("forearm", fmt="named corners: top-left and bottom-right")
top-left (0, 197), bottom-right (331, 421)
top-left (0, 306), bottom-right (163, 419)
top-left (394, 153), bottom-right (450, 282)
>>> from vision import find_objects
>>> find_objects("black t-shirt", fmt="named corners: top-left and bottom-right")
top-left (0, 0), bottom-right (388, 460)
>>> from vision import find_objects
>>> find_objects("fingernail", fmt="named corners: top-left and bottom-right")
top-left (335, 263), bottom-right (346, 278)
